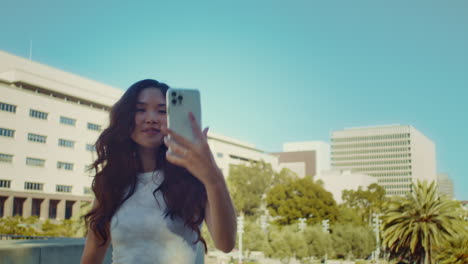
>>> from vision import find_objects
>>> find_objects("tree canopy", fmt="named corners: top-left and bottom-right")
top-left (342, 183), bottom-right (386, 223)
top-left (266, 176), bottom-right (338, 225)
top-left (382, 180), bottom-right (465, 264)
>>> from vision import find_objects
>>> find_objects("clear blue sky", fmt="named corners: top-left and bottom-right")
top-left (1, 0), bottom-right (467, 200)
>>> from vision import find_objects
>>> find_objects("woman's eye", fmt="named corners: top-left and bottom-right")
top-left (159, 110), bottom-right (167, 114)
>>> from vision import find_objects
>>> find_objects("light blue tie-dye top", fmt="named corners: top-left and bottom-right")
top-left (110, 170), bottom-right (198, 264)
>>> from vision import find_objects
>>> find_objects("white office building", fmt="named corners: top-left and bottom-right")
top-left (331, 125), bottom-right (437, 196)
top-left (315, 169), bottom-right (377, 204)
top-left (437, 173), bottom-right (454, 199)
top-left (272, 141), bottom-right (330, 178)
top-left (0, 51), bottom-right (278, 220)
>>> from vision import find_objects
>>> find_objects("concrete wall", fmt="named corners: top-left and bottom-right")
top-left (0, 238), bottom-right (205, 264)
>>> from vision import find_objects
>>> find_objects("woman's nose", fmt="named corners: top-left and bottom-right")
top-left (144, 111), bottom-right (159, 124)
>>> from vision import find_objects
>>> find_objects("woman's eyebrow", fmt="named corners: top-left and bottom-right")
top-left (136, 102), bottom-right (166, 107)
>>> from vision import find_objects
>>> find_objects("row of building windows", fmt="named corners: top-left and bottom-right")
top-left (332, 140), bottom-right (410, 150)
top-left (1, 153), bottom-right (94, 174)
top-left (0, 128), bottom-right (15, 138)
top-left (0, 101), bottom-right (102, 131)
top-left (56, 185), bottom-right (73, 193)
top-left (332, 147), bottom-right (411, 156)
top-left (0, 179), bottom-right (11, 188)
top-left (30, 109), bottom-right (48, 120)
top-left (229, 154), bottom-right (252, 162)
top-left (16, 82), bottom-right (110, 111)
top-left (60, 116), bottom-right (76, 126)
top-left (26, 157), bottom-right (46, 167)
top-left (378, 178), bottom-right (412, 183)
top-left (331, 153), bottom-right (412, 161)
top-left (24, 182), bottom-right (44, 191)
top-left (372, 172), bottom-right (412, 177)
top-left (25, 182), bottom-right (72, 193)
top-left (0, 153), bottom-right (14, 163)
top-left (333, 159), bottom-right (411, 167)
top-left (28, 133), bottom-right (47, 143)
top-left (332, 133), bottom-right (410, 143)
top-left (387, 190), bottom-right (409, 196)
top-left (0, 102), bottom-right (17, 113)
top-left (57, 161), bottom-right (74, 170)
top-left (58, 138), bottom-right (75, 148)
top-left (1, 129), bottom-right (96, 150)
top-left (352, 166), bottom-right (412, 172)
top-left (1, 156), bottom-right (75, 171)
top-left (383, 184), bottom-right (411, 189)
top-left (0, 179), bottom-right (92, 195)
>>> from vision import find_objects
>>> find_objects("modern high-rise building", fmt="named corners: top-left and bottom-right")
top-left (437, 173), bottom-right (454, 199)
top-left (331, 125), bottom-right (437, 196)
top-left (0, 50), bottom-right (278, 220)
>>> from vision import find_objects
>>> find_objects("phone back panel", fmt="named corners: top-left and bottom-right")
top-left (166, 88), bottom-right (201, 143)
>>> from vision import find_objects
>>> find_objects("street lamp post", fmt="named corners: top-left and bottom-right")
top-left (260, 215), bottom-right (269, 233)
top-left (237, 215), bottom-right (244, 264)
top-left (322, 219), bottom-right (330, 264)
top-left (372, 213), bottom-right (382, 262)
top-left (298, 217), bottom-right (306, 232)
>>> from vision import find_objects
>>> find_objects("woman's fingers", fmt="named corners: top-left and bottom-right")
top-left (189, 112), bottom-right (204, 140)
top-left (162, 127), bottom-right (193, 149)
top-left (163, 136), bottom-right (188, 158)
top-left (166, 151), bottom-right (187, 167)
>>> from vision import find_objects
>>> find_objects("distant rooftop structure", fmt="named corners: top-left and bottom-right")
top-left (315, 169), bottom-right (377, 204)
top-left (437, 173), bottom-right (454, 199)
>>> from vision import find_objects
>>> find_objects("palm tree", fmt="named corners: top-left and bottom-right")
top-left (435, 234), bottom-right (468, 264)
top-left (381, 180), bottom-right (463, 264)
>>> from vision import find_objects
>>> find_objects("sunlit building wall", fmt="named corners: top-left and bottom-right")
top-left (437, 173), bottom-right (454, 199)
top-left (209, 132), bottom-right (279, 177)
top-left (272, 141), bottom-right (330, 178)
top-left (0, 51), bottom-right (279, 219)
top-left (315, 169), bottom-right (377, 204)
top-left (0, 51), bottom-right (123, 220)
top-left (331, 125), bottom-right (437, 196)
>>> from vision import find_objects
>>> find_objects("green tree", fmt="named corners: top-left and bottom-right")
top-left (435, 234), bottom-right (468, 264)
top-left (381, 180), bottom-right (463, 264)
top-left (0, 216), bottom-right (39, 236)
top-left (335, 204), bottom-right (365, 226)
top-left (342, 183), bottom-right (386, 223)
top-left (302, 225), bottom-right (334, 259)
top-left (240, 218), bottom-right (269, 258)
top-left (266, 225), bottom-right (308, 263)
top-left (228, 161), bottom-right (275, 216)
top-left (330, 224), bottom-right (375, 260)
top-left (271, 168), bottom-right (298, 186)
top-left (266, 176), bottom-right (338, 225)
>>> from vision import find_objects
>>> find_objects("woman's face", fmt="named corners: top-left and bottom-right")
top-left (130, 87), bottom-right (167, 151)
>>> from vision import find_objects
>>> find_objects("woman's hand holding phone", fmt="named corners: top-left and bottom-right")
top-left (162, 112), bottom-right (222, 187)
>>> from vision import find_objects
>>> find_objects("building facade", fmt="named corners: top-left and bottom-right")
top-left (0, 51), bottom-right (278, 220)
top-left (273, 141), bottom-right (330, 178)
top-left (208, 132), bottom-right (278, 177)
top-left (331, 125), bottom-right (437, 196)
top-left (437, 173), bottom-right (454, 199)
top-left (315, 169), bottom-right (377, 204)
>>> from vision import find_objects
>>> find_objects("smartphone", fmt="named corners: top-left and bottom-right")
top-left (166, 88), bottom-right (202, 143)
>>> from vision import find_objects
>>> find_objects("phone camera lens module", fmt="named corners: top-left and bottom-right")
top-left (172, 99), bottom-right (177, 105)
top-left (178, 95), bottom-right (183, 100)
top-left (171, 91), bottom-right (177, 97)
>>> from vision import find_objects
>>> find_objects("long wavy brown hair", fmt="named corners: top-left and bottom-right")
top-left (84, 79), bottom-right (207, 251)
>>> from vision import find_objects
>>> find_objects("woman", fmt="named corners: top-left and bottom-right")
top-left (81, 79), bottom-right (237, 264)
